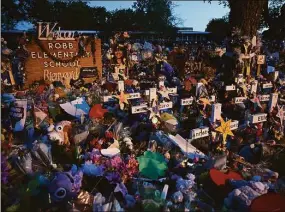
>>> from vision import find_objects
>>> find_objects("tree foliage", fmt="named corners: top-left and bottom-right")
top-left (1, 0), bottom-right (177, 35)
top-left (206, 17), bottom-right (230, 44)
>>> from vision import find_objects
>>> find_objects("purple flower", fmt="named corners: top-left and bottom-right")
top-left (72, 171), bottom-right (83, 193)
top-left (110, 156), bottom-right (123, 170)
top-left (106, 172), bottom-right (121, 184)
top-left (114, 183), bottom-right (128, 196)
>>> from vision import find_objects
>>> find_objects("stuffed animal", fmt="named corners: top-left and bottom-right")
top-left (47, 121), bottom-right (72, 145)
top-left (48, 171), bottom-right (83, 203)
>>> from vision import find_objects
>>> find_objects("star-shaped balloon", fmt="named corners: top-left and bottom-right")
top-left (199, 98), bottom-right (211, 110)
top-left (115, 91), bottom-right (129, 110)
top-left (158, 86), bottom-right (170, 100)
top-left (215, 118), bottom-right (234, 144)
top-left (276, 105), bottom-right (284, 126)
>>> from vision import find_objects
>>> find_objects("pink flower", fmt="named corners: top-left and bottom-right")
top-left (110, 156), bottom-right (123, 170)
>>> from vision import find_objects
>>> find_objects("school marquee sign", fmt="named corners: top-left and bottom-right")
top-left (25, 22), bottom-right (102, 85)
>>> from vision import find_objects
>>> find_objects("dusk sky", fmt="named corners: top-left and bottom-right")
top-left (88, 1), bottom-right (230, 31)
top-left (16, 1), bottom-right (229, 31)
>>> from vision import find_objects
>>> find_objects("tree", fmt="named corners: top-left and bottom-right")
top-left (227, 0), bottom-right (267, 36)
top-left (108, 9), bottom-right (137, 31)
top-left (1, 0), bottom-right (33, 30)
top-left (262, 0), bottom-right (285, 41)
top-left (133, 0), bottom-right (177, 32)
top-left (206, 17), bottom-right (230, 44)
top-left (215, 0), bottom-right (284, 37)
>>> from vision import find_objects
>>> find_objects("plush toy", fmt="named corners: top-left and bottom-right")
top-left (48, 171), bottom-right (83, 203)
top-left (47, 121), bottom-right (72, 145)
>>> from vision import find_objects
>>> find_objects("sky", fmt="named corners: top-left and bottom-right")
top-left (15, 1), bottom-right (229, 31)
top-left (88, 1), bottom-right (230, 31)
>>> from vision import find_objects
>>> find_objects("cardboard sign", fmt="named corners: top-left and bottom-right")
top-left (131, 105), bottom-right (148, 114)
top-left (257, 55), bottom-right (265, 65)
top-left (210, 95), bottom-right (216, 102)
top-left (80, 67), bottom-right (98, 78)
top-left (225, 85), bottom-right (236, 91)
top-left (181, 97), bottom-right (194, 106)
top-left (234, 97), bottom-right (247, 104)
top-left (102, 95), bottom-right (114, 102)
top-left (140, 79), bottom-right (156, 90)
top-left (159, 81), bottom-right (164, 87)
top-left (230, 120), bottom-right (239, 130)
top-left (167, 87), bottom-right (177, 94)
top-left (158, 102), bottom-right (173, 110)
top-left (128, 93), bottom-right (141, 99)
top-left (250, 113), bottom-right (267, 124)
top-left (118, 81), bottom-right (124, 92)
top-left (9, 99), bottom-right (27, 132)
top-left (190, 127), bottom-right (209, 139)
top-left (149, 88), bottom-right (157, 102)
top-left (251, 80), bottom-right (258, 94)
top-left (259, 95), bottom-right (270, 102)
top-left (211, 103), bottom-right (222, 123)
top-left (70, 78), bottom-right (84, 88)
top-left (262, 83), bottom-right (273, 89)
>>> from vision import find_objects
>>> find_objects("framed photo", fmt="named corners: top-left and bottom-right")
top-left (257, 55), bottom-right (265, 65)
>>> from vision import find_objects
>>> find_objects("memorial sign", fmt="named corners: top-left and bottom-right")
top-left (25, 22), bottom-right (102, 85)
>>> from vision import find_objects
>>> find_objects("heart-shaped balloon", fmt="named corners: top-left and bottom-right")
top-left (210, 169), bottom-right (243, 186)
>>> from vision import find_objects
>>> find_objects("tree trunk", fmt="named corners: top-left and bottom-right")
top-left (228, 0), bottom-right (268, 36)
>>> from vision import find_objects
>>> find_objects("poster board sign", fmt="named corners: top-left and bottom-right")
top-left (128, 93), bottom-right (141, 99)
top-left (102, 96), bottom-right (116, 102)
top-left (131, 105), bottom-right (148, 114)
top-left (225, 85), bottom-right (236, 91)
top-left (211, 103), bottom-right (222, 123)
top-left (259, 95), bottom-right (270, 102)
top-left (167, 87), bottom-right (177, 94)
top-left (234, 97), bottom-right (247, 104)
top-left (251, 80), bottom-right (258, 94)
top-left (230, 120), bottom-right (239, 130)
top-left (158, 102), bottom-right (173, 110)
top-left (210, 95), bottom-right (216, 102)
top-left (80, 67), bottom-right (98, 78)
top-left (181, 97), bottom-right (194, 106)
top-left (250, 113), bottom-right (267, 124)
top-left (25, 23), bottom-right (102, 86)
top-left (257, 55), bottom-right (265, 65)
top-left (262, 83), bottom-right (273, 89)
top-left (190, 127), bottom-right (209, 139)
top-left (118, 81), bottom-right (124, 92)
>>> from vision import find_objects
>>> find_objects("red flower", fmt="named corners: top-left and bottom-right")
top-left (105, 131), bottom-right (114, 138)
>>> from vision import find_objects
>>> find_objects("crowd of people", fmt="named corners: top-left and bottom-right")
top-left (1, 29), bottom-right (285, 212)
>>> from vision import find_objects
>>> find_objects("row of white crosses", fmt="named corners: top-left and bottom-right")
top-left (233, 75), bottom-right (278, 113)
top-left (189, 76), bottom-right (270, 140)
top-left (101, 80), bottom-right (141, 103)
top-left (101, 80), bottom-right (176, 124)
